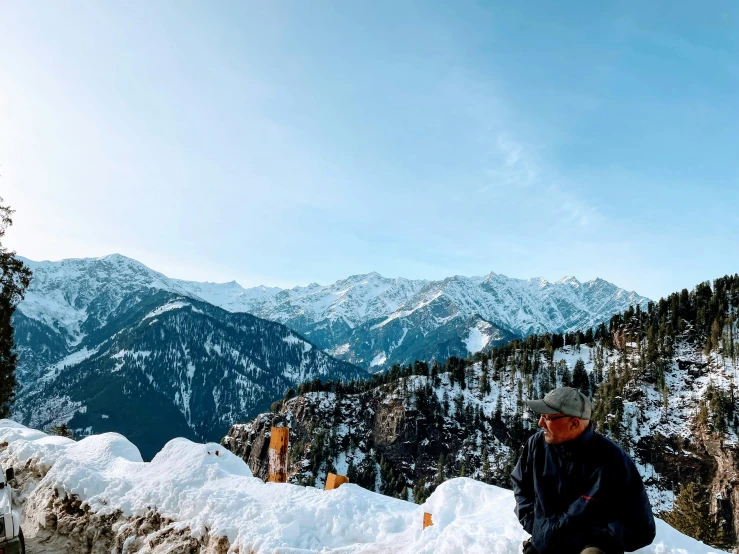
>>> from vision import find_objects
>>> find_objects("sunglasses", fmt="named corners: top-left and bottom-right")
top-left (539, 414), bottom-right (570, 422)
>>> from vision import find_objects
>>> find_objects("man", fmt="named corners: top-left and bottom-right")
top-left (511, 387), bottom-right (655, 554)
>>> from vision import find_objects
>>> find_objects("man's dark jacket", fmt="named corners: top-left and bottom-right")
top-left (511, 423), bottom-right (656, 554)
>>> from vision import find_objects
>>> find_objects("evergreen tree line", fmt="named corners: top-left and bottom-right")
top-left (593, 276), bottom-right (739, 442)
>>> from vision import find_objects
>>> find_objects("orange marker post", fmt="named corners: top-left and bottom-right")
top-left (268, 427), bottom-right (289, 483)
top-left (423, 513), bottom-right (433, 529)
top-left (324, 472), bottom-right (349, 490)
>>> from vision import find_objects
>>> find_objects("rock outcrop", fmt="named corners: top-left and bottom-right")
top-left (222, 377), bottom-right (515, 499)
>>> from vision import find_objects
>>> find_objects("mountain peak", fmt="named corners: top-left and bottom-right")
top-left (98, 253), bottom-right (130, 261)
top-left (343, 271), bottom-right (385, 283)
top-left (557, 275), bottom-right (581, 286)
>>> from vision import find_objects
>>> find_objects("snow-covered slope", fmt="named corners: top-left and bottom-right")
top-left (0, 420), bottom-right (724, 554)
top-left (16, 254), bottom-right (649, 375)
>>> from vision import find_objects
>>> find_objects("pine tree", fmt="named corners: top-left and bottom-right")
top-left (662, 382), bottom-right (669, 409)
top-left (494, 393), bottom-right (502, 423)
top-left (663, 482), bottom-right (716, 544)
top-left (0, 199), bottom-right (32, 417)
top-left (413, 480), bottom-right (431, 504)
top-left (436, 453), bottom-right (445, 484)
top-left (572, 358), bottom-right (589, 397)
top-left (711, 319), bottom-right (722, 353)
top-left (47, 423), bottom-right (74, 439)
top-left (481, 446), bottom-right (491, 483)
top-left (431, 361), bottom-right (440, 386)
top-left (346, 460), bottom-right (358, 484)
top-left (697, 400), bottom-right (709, 427)
top-left (480, 366), bottom-right (491, 395)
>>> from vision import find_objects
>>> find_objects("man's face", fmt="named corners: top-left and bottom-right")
top-left (538, 413), bottom-right (580, 444)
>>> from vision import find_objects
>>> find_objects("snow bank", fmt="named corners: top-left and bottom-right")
top-left (0, 420), bottom-right (727, 553)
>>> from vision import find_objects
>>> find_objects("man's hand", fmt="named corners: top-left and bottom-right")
top-left (522, 538), bottom-right (539, 554)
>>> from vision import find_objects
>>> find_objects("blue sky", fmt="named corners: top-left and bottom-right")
top-left (1, 1), bottom-right (737, 300)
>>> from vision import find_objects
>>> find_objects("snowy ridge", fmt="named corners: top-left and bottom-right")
top-left (17, 254), bottom-right (189, 345)
top-left (0, 420), bottom-right (724, 554)
top-left (203, 270), bottom-right (648, 340)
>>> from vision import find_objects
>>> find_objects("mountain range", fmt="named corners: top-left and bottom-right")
top-left (16, 254), bottom-right (649, 375)
top-left (12, 254), bottom-right (648, 457)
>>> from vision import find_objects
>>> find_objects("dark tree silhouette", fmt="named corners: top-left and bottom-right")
top-left (0, 198), bottom-right (32, 417)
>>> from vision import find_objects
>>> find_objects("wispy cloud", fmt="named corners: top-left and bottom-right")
top-left (547, 184), bottom-right (598, 226)
top-left (481, 132), bottom-right (539, 190)
top-left (480, 131), bottom-right (598, 227)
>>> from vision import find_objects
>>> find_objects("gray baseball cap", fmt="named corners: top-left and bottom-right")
top-left (526, 386), bottom-right (592, 419)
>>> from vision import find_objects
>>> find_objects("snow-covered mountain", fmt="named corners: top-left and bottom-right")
top-left (14, 289), bottom-right (365, 459)
top-left (178, 269), bottom-right (649, 370)
top-left (18, 254), bottom-right (187, 345)
top-left (15, 254), bottom-right (649, 377)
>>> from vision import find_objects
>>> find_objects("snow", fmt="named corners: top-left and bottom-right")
top-left (394, 327), bottom-right (409, 350)
top-left (371, 352), bottom-right (388, 367)
top-left (552, 345), bottom-right (595, 372)
top-left (17, 254), bottom-right (188, 345)
top-left (41, 346), bottom-right (99, 382)
top-left (0, 420), bottom-right (727, 554)
top-left (464, 322), bottom-right (493, 354)
top-left (330, 343), bottom-right (351, 357)
top-left (142, 300), bottom-right (191, 320)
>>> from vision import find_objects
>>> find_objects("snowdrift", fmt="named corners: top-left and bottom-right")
top-left (0, 420), bottom-right (726, 554)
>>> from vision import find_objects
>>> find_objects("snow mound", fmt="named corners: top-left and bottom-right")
top-left (419, 478), bottom-right (523, 552)
top-left (0, 421), bottom-right (727, 553)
